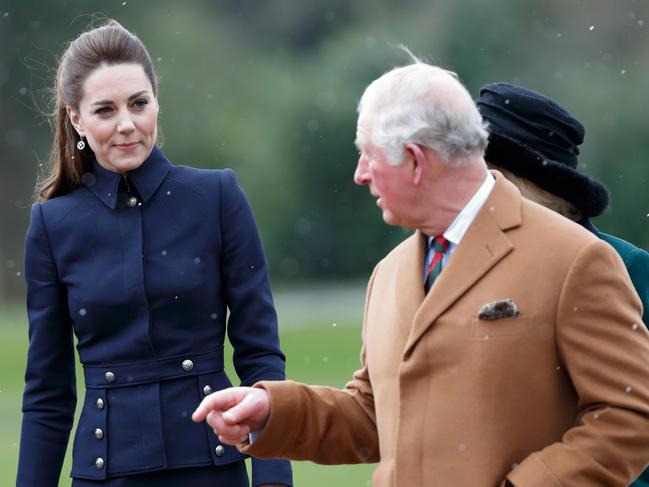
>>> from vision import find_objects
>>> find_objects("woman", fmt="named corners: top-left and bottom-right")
top-left (17, 19), bottom-right (292, 487)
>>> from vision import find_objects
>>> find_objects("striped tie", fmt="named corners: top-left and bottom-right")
top-left (424, 236), bottom-right (449, 293)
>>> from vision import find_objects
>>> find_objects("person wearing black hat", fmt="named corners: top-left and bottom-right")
top-left (477, 82), bottom-right (649, 486)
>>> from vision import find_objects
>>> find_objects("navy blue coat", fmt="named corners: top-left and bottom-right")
top-left (17, 147), bottom-right (292, 486)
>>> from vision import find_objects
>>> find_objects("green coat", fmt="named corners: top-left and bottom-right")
top-left (598, 232), bottom-right (649, 487)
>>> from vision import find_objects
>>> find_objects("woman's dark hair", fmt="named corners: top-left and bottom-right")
top-left (37, 19), bottom-right (157, 201)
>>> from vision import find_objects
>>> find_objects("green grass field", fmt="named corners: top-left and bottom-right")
top-left (1, 285), bottom-right (375, 486)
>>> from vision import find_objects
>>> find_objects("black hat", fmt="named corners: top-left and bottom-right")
top-left (476, 82), bottom-right (609, 218)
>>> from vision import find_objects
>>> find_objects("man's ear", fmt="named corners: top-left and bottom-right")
top-left (404, 143), bottom-right (427, 185)
top-left (66, 105), bottom-right (84, 137)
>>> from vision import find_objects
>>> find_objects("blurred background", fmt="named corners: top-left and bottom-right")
top-left (1, 0), bottom-right (648, 485)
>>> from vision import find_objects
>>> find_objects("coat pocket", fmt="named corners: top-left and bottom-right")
top-left (470, 316), bottom-right (533, 339)
top-left (106, 383), bottom-right (165, 474)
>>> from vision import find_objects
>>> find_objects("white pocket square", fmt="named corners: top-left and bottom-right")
top-left (477, 298), bottom-right (520, 320)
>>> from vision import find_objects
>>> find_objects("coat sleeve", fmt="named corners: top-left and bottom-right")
top-left (506, 239), bottom-right (649, 487)
top-left (17, 203), bottom-right (77, 487)
top-left (239, 266), bottom-right (380, 465)
top-left (218, 169), bottom-right (292, 486)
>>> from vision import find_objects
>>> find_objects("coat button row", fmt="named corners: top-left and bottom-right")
top-left (95, 457), bottom-right (105, 470)
top-left (203, 385), bottom-right (213, 396)
top-left (96, 398), bottom-right (105, 410)
top-left (215, 445), bottom-right (225, 457)
top-left (95, 428), bottom-right (104, 440)
top-left (105, 371), bottom-right (115, 383)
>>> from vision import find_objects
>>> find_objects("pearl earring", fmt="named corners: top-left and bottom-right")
top-left (77, 136), bottom-right (86, 151)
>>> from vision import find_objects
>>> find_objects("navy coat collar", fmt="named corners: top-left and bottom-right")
top-left (86, 146), bottom-right (172, 209)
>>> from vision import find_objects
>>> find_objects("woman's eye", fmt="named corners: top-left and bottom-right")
top-left (133, 99), bottom-right (148, 108)
top-left (95, 106), bottom-right (112, 115)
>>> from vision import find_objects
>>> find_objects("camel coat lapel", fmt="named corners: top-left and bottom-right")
top-left (392, 233), bottom-right (426, 341)
top-left (404, 175), bottom-right (522, 358)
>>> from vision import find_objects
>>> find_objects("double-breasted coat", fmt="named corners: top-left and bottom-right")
top-left (242, 172), bottom-right (649, 486)
top-left (17, 147), bottom-right (292, 486)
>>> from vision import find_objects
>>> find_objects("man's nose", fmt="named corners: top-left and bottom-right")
top-left (354, 156), bottom-right (370, 185)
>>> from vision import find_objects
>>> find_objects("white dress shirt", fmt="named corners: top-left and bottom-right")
top-left (424, 172), bottom-right (495, 277)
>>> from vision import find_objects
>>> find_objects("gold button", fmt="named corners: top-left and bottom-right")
top-left (95, 428), bottom-right (104, 440)
top-left (182, 359), bottom-right (194, 371)
top-left (127, 196), bottom-right (138, 207)
top-left (96, 398), bottom-right (104, 410)
top-left (95, 457), bottom-right (105, 470)
top-left (105, 371), bottom-right (115, 383)
top-left (203, 385), bottom-right (213, 396)
top-left (215, 445), bottom-right (225, 457)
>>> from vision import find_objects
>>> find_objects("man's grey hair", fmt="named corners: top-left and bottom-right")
top-left (357, 50), bottom-right (488, 166)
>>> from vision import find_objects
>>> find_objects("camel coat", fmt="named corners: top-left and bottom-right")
top-left (243, 173), bottom-right (649, 486)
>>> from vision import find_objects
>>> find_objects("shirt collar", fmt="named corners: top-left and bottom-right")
top-left (442, 171), bottom-right (495, 246)
top-left (86, 146), bottom-right (172, 209)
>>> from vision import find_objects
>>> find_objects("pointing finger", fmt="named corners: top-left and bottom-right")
top-left (221, 388), bottom-right (262, 424)
top-left (221, 396), bottom-right (252, 424)
top-left (192, 387), bottom-right (245, 422)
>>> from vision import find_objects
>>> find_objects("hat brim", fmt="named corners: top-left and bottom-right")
top-left (485, 131), bottom-right (609, 218)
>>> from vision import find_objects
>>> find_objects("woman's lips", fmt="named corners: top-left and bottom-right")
top-left (115, 142), bottom-right (140, 150)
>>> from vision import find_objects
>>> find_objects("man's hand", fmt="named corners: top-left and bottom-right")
top-left (192, 386), bottom-right (270, 445)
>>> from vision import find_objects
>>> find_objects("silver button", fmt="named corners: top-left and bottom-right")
top-left (203, 385), bottom-right (213, 396)
top-left (215, 445), bottom-right (225, 457)
top-left (95, 457), bottom-right (105, 470)
top-left (182, 359), bottom-right (194, 371)
top-left (127, 196), bottom-right (138, 207)
top-left (96, 398), bottom-right (104, 410)
top-left (105, 371), bottom-right (115, 383)
top-left (94, 428), bottom-right (104, 440)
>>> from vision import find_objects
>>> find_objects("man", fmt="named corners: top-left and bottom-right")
top-left (476, 81), bottom-right (649, 486)
top-left (194, 59), bottom-right (649, 486)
